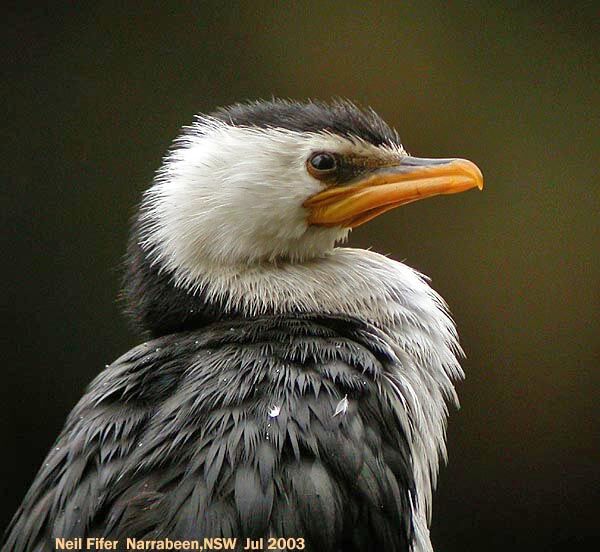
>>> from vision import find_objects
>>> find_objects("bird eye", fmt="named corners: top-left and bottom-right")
top-left (308, 152), bottom-right (337, 176)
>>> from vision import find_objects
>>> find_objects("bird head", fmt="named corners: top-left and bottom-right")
top-left (139, 100), bottom-right (482, 277)
top-left (126, 99), bottom-right (482, 335)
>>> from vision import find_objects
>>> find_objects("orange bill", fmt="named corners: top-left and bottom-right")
top-left (304, 157), bottom-right (483, 228)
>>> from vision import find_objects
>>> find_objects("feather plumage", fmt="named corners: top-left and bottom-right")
top-left (4, 316), bottom-right (418, 551)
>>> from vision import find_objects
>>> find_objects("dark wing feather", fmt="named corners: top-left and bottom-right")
top-left (3, 315), bottom-right (415, 552)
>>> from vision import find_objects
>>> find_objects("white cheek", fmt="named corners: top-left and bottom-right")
top-left (142, 124), bottom-right (358, 275)
top-left (214, 156), bottom-right (319, 246)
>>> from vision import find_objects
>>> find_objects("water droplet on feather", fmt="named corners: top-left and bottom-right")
top-left (333, 395), bottom-right (349, 417)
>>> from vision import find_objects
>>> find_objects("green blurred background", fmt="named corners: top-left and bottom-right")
top-left (2, 2), bottom-right (598, 550)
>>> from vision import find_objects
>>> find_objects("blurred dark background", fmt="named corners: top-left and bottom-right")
top-left (2, 2), bottom-right (598, 550)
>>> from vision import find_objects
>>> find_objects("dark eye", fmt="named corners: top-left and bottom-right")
top-left (308, 152), bottom-right (337, 174)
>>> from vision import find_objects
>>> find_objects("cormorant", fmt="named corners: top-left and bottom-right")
top-left (4, 99), bottom-right (483, 552)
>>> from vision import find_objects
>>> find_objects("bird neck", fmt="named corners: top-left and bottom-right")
top-left (124, 227), bottom-right (453, 344)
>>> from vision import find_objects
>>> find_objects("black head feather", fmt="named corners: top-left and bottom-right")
top-left (211, 99), bottom-right (401, 148)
